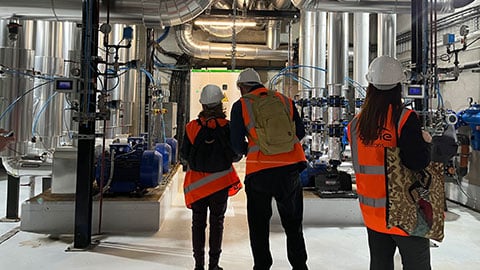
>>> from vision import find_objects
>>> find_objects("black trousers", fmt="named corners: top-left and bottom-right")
top-left (245, 166), bottom-right (308, 270)
top-left (191, 188), bottom-right (229, 268)
top-left (367, 228), bottom-right (431, 270)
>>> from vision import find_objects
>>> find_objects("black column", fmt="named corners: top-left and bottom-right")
top-left (144, 28), bottom-right (155, 135)
top-left (42, 177), bottom-right (51, 193)
top-left (411, 0), bottom-right (427, 112)
top-left (73, 0), bottom-right (99, 249)
top-left (5, 174), bottom-right (20, 220)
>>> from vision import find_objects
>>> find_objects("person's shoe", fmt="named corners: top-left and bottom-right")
top-left (208, 266), bottom-right (223, 270)
top-left (194, 266), bottom-right (204, 270)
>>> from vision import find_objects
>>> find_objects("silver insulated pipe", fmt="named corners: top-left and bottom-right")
top-left (299, 10), bottom-right (326, 100)
top-left (299, 10), bottom-right (327, 154)
top-left (378, 13), bottom-right (397, 57)
top-left (175, 23), bottom-right (288, 60)
top-left (353, 13), bottom-right (369, 114)
top-left (327, 12), bottom-right (348, 163)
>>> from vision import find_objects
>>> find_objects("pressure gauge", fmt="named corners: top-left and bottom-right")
top-left (460, 25), bottom-right (469, 37)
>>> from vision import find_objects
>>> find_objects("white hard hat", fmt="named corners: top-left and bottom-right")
top-left (365, 55), bottom-right (406, 90)
top-left (237, 68), bottom-right (262, 84)
top-left (199, 84), bottom-right (223, 106)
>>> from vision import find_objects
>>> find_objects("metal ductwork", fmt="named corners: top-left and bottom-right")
top-left (291, 0), bottom-right (474, 13)
top-left (270, 0), bottom-right (292, 9)
top-left (0, 0), bottom-right (214, 27)
top-left (175, 23), bottom-right (288, 60)
top-left (214, 0), bottom-right (233, 9)
top-left (198, 24), bottom-right (247, 38)
top-left (199, 0), bottom-right (244, 37)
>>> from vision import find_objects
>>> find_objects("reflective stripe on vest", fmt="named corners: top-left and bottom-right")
top-left (184, 167), bottom-right (234, 194)
top-left (358, 194), bottom-right (386, 208)
top-left (397, 108), bottom-right (409, 136)
top-left (349, 117), bottom-right (385, 175)
top-left (248, 145), bottom-right (260, 154)
top-left (350, 108), bottom-right (411, 209)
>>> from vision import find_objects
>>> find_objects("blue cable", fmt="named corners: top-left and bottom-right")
top-left (435, 81), bottom-right (444, 109)
top-left (270, 71), bottom-right (310, 89)
top-left (269, 65), bottom-right (327, 90)
top-left (155, 26), bottom-right (170, 43)
top-left (139, 68), bottom-right (155, 84)
top-left (0, 80), bottom-right (54, 122)
top-left (345, 77), bottom-right (366, 98)
top-left (282, 73), bottom-right (312, 88)
top-left (32, 92), bottom-right (58, 137)
top-left (2, 68), bottom-right (56, 81)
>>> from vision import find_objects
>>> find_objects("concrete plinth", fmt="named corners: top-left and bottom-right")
top-left (20, 166), bottom-right (181, 234)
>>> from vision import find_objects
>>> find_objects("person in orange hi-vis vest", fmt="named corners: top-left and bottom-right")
top-left (230, 68), bottom-right (308, 270)
top-left (180, 84), bottom-right (242, 270)
top-left (347, 56), bottom-right (433, 270)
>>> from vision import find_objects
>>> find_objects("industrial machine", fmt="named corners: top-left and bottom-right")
top-left (94, 136), bottom-right (164, 195)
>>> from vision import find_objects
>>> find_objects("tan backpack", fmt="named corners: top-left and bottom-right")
top-left (243, 90), bottom-right (296, 155)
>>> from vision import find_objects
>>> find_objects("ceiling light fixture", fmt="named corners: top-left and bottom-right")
top-left (194, 19), bottom-right (257, 27)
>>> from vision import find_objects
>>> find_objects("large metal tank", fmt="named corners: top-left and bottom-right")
top-left (0, 19), bottom-right (35, 157)
top-left (31, 20), bottom-right (81, 150)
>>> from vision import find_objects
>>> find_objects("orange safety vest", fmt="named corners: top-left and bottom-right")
top-left (240, 87), bottom-right (306, 175)
top-left (183, 117), bottom-right (242, 208)
top-left (348, 107), bottom-right (413, 235)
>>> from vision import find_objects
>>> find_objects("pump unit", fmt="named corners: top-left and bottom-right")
top-left (95, 137), bottom-right (163, 194)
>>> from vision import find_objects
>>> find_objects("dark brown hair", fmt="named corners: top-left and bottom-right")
top-left (198, 103), bottom-right (226, 119)
top-left (357, 83), bottom-right (403, 145)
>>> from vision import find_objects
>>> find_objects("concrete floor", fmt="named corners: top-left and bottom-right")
top-left (1, 163), bottom-right (480, 270)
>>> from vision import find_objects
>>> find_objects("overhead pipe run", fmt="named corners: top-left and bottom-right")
top-left (0, 0), bottom-right (214, 27)
top-left (291, 0), bottom-right (473, 13)
top-left (174, 23), bottom-right (288, 60)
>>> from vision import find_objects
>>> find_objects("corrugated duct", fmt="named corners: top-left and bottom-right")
top-left (291, 0), bottom-right (474, 13)
top-left (0, 0), bottom-right (213, 27)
